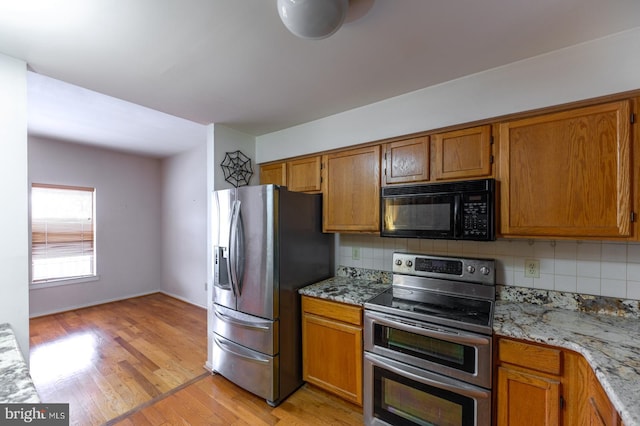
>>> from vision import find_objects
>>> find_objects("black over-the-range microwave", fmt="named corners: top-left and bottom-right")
top-left (380, 178), bottom-right (496, 241)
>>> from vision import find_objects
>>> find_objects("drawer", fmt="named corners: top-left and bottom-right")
top-left (211, 333), bottom-right (278, 403)
top-left (302, 296), bottom-right (362, 326)
top-left (212, 304), bottom-right (278, 355)
top-left (498, 338), bottom-right (562, 375)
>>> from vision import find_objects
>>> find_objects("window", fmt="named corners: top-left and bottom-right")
top-left (31, 184), bottom-right (96, 284)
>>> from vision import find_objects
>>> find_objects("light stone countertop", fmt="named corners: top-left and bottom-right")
top-left (494, 301), bottom-right (640, 426)
top-left (299, 276), bottom-right (390, 306)
top-left (0, 323), bottom-right (40, 403)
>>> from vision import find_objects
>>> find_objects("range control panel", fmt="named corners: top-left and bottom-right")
top-left (392, 252), bottom-right (495, 285)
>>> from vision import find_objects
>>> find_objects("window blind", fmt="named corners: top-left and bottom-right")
top-left (31, 184), bottom-right (95, 283)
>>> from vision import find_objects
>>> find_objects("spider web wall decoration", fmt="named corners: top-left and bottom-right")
top-left (220, 150), bottom-right (254, 187)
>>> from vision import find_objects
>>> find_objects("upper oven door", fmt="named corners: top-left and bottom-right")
top-left (364, 310), bottom-right (492, 389)
top-left (381, 191), bottom-right (459, 239)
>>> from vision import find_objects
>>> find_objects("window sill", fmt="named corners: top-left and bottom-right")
top-left (30, 275), bottom-right (100, 290)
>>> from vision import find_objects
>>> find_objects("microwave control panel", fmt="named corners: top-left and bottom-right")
top-left (461, 192), bottom-right (491, 239)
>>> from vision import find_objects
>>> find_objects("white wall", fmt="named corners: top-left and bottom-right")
top-left (161, 142), bottom-right (208, 307)
top-left (256, 27), bottom-right (640, 163)
top-left (213, 125), bottom-right (256, 190)
top-left (28, 137), bottom-right (163, 316)
top-left (0, 54), bottom-right (29, 359)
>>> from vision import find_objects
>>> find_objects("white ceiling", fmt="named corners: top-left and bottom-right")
top-left (1, 0), bottom-right (639, 158)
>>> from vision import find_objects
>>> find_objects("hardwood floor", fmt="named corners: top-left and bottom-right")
top-left (29, 293), bottom-right (364, 425)
top-left (29, 293), bottom-right (208, 425)
top-left (109, 375), bottom-right (363, 425)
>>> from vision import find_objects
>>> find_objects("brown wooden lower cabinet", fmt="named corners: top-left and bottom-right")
top-left (496, 337), bottom-right (622, 426)
top-left (301, 295), bottom-right (363, 406)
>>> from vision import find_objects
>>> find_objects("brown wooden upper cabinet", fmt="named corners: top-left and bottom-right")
top-left (259, 155), bottom-right (322, 193)
top-left (431, 124), bottom-right (493, 181)
top-left (383, 125), bottom-right (493, 186)
top-left (259, 162), bottom-right (287, 186)
top-left (287, 156), bottom-right (322, 193)
top-left (322, 145), bottom-right (381, 233)
top-left (498, 100), bottom-right (632, 239)
top-left (382, 136), bottom-right (430, 185)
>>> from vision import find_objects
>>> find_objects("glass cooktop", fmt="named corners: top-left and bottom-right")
top-left (365, 286), bottom-right (494, 333)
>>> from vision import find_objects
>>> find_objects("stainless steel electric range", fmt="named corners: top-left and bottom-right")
top-left (363, 252), bottom-right (496, 426)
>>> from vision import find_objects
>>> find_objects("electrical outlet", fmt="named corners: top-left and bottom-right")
top-left (524, 259), bottom-right (540, 278)
top-left (352, 247), bottom-right (360, 260)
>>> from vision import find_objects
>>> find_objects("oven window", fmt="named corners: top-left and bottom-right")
top-left (383, 195), bottom-right (454, 232)
top-left (374, 324), bottom-right (476, 373)
top-left (374, 366), bottom-right (474, 426)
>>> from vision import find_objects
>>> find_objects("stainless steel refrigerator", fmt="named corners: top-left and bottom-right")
top-left (209, 184), bottom-right (333, 406)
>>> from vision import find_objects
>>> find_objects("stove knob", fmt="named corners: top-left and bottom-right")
top-left (466, 265), bottom-right (476, 274)
top-left (406, 260), bottom-right (413, 267)
top-left (395, 259), bottom-right (403, 266)
top-left (480, 266), bottom-right (491, 275)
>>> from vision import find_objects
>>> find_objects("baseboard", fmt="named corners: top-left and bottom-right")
top-left (29, 290), bottom-right (207, 318)
top-left (159, 290), bottom-right (206, 310)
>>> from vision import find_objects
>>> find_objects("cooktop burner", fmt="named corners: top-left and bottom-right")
top-left (364, 253), bottom-right (496, 335)
top-left (367, 287), bottom-right (492, 328)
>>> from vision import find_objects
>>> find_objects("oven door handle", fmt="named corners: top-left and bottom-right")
top-left (366, 311), bottom-right (490, 346)
top-left (365, 352), bottom-right (489, 400)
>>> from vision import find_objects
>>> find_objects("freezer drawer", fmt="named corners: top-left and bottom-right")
top-left (212, 333), bottom-right (279, 403)
top-left (212, 304), bottom-right (278, 355)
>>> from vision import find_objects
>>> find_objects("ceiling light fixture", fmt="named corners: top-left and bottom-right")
top-left (277, 0), bottom-right (349, 40)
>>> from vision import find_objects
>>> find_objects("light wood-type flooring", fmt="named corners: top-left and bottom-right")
top-left (29, 293), bottom-right (363, 425)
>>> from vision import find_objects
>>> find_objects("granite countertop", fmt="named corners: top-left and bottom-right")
top-left (299, 276), bottom-right (391, 306)
top-left (494, 302), bottom-right (640, 426)
top-left (0, 323), bottom-right (40, 403)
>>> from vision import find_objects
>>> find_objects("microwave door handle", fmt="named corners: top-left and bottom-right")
top-left (454, 194), bottom-right (462, 238)
top-left (228, 200), bottom-right (241, 297)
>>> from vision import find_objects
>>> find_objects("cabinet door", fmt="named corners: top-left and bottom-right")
top-left (588, 369), bottom-right (621, 426)
top-left (322, 145), bottom-right (381, 232)
top-left (302, 312), bottom-right (363, 405)
top-left (432, 125), bottom-right (492, 181)
top-left (382, 136), bottom-right (429, 185)
top-left (497, 366), bottom-right (561, 426)
top-left (260, 162), bottom-right (287, 186)
top-left (498, 101), bottom-right (632, 238)
top-left (287, 156), bottom-right (322, 193)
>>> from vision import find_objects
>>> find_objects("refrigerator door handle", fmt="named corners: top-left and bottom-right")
top-left (214, 309), bottom-right (271, 331)
top-left (213, 334), bottom-right (270, 365)
top-left (229, 200), bottom-right (242, 297)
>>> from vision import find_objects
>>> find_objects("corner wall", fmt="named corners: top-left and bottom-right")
top-left (0, 54), bottom-right (29, 359)
top-left (161, 141), bottom-right (208, 307)
top-left (28, 137), bottom-right (163, 316)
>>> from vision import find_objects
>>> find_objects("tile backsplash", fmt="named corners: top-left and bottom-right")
top-left (339, 235), bottom-right (640, 301)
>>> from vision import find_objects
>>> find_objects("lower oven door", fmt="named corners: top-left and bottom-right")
top-left (364, 352), bottom-right (491, 426)
top-left (364, 310), bottom-right (492, 388)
